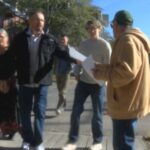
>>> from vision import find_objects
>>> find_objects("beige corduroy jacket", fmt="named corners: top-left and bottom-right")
top-left (95, 28), bottom-right (150, 119)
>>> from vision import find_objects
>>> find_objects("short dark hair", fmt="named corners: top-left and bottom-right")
top-left (28, 9), bottom-right (45, 19)
top-left (59, 33), bottom-right (68, 37)
top-left (85, 19), bottom-right (102, 29)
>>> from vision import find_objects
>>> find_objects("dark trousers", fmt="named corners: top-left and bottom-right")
top-left (0, 88), bottom-right (17, 122)
top-left (112, 119), bottom-right (137, 150)
top-left (18, 85), bottom-right (48, 146)
top-left (69, 81), bottom-right (105, 144)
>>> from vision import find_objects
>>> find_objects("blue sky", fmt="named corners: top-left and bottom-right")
top-left (92, 0), bottom-right (150, 38)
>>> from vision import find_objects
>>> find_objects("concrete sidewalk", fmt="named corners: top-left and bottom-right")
top-left (0, 79), bottom-right (149, 150)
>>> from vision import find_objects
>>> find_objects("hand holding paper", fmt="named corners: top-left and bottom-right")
top-left (92, 62), bottom-right (104, 80)
top-left (82, 55), bottom-right (104, 85)
top-left (68, 48), bottom-right (104, 85)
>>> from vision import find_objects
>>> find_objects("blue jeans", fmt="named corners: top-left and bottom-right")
top-left (112, 119), bottom-right (137, 150)
top-left (18, 85), bottom-right (48, 146)
top-left (69, 81), bottom-right (105, 143)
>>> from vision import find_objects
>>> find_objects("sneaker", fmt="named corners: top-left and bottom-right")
top-left (62, 143), bottom-right (77, 150)
top-left (56, 109), bottom-right (62, 115)
top-left (33, 143), bottom-right (45, 150)
top-left (21, 142), bottom-right (30, 150)
top-left (88, 143), bottom-right (102, 150)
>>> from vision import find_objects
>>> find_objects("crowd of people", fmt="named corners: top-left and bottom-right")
top-left (0, 9), bottom-right (150, 150)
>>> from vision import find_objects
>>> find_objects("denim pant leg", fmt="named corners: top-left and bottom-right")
top-left (69, 81), bottom-right (89, 143)
top-left (91, 85), bottom-right (105, 143)
top-left (33, 85), bottom-right (48, 145)
top-left (18, 86), bottom-right (34, 144)
top-left (112, 119), bottom-right (138, 150)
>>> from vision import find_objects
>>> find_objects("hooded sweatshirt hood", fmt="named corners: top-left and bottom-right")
top-left (125, 28), bottom-right (150, 53)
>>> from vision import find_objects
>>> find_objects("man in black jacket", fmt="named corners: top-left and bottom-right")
top-left (9, 9), bottom-right (76, 150)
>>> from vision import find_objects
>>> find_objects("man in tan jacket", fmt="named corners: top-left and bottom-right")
top-left (92, 10), bottom-right (150, 150)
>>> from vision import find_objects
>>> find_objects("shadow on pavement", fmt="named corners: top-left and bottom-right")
top-left (45, 148), bottom-right (88, 150)
top-left (45, 115), bottom-right (57, 119)
top-left (0, 147), bottom-right (88, 150)
top-left (0, 147), bottom-right (20, 150)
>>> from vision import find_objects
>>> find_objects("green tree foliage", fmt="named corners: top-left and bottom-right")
top-left (17, 0), bottom-right (104, 45)
top-left (1, 0), bottom-right (112, 46)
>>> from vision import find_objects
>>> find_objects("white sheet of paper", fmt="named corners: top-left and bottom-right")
top-left (69, 47), bottom-right (86, 62)
top-left (82, 55), bottom-right (104, 85)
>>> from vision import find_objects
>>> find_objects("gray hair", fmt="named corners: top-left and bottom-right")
top-left (0, 28), bottom-right (8, 37)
